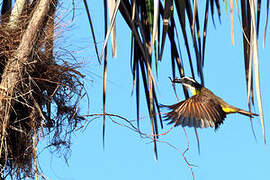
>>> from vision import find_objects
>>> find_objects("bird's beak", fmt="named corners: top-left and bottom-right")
top-left (171, 78), bottom-right (183, 84)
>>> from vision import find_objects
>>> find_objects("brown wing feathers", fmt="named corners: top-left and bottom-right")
top-left (162, 95), bottom-right (227, 129)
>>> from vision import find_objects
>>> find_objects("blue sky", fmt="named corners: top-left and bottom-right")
top-left (38, 1), bottom-right (270, 180)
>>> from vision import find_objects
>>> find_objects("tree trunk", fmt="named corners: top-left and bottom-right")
top-left (0, 0), bottom-right (52, 157)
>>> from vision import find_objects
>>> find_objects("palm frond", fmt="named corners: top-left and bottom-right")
top-left (103, 0), bottom-right (108, 149)
top-left (159, 0), bottom-right (173, 60)
top-left (230, 0), bottom-right (235, 45)
top-left (263, 0), bottom-right (269, 47)
top-left (108, 0), bottom-right (118, 57)
top-left (98, 0), bottom-right (269, 157)
top-left (83, 0), bottom-right (101, 63)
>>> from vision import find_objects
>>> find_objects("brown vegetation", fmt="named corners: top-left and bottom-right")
top-left (0, 1), bottom-right (84, 179)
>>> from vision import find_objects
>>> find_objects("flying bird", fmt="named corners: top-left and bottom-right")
top-left (163, 77), bottom-right (258, 129)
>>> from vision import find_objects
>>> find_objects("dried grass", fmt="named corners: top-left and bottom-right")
top-left (0, 4), bottom-right (85, 179)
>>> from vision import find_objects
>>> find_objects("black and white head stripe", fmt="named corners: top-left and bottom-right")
top-left (180, 77), bottom-right (197, 84)
top-left (172, 77), bottom-right (202, 89)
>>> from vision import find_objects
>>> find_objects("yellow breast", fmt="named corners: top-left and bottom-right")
top-left (191, 88), bottom-right (200, 95)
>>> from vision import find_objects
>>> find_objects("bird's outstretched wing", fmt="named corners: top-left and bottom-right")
top-left (162, 95), bottom-right (226, 129)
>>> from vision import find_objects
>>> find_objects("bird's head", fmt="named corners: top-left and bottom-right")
top-left (171, 77), bottom-right (203, 95)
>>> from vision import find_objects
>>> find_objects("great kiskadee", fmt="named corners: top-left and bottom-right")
top-left (163, 77), bottom-right (258, 129)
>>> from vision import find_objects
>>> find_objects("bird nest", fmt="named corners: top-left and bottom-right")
top-left (0, 7), bottom-right (85, 179)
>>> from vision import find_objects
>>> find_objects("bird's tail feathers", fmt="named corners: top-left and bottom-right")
top-left (237, 109), bottom-right (258, 117)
